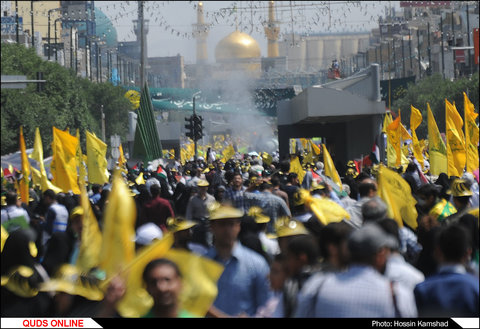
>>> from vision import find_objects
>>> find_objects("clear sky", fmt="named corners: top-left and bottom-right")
top-left (94, 1), bottom-right (401, 64)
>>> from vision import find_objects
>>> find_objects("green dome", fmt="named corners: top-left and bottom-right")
top-left (95, 8), bottom-right (117, 48)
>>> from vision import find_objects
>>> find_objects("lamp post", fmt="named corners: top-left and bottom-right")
top-left (47, 8), bottom-right (61, 61)
top-left (54, 17), bottom-right (62, 62)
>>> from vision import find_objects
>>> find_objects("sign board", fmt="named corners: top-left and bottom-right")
top-left (1, 16), bottom-right (23, 35)
top-left (1, 75), bottom-right (27, 89)
top-left (455, 49), bottom-right (466, 63)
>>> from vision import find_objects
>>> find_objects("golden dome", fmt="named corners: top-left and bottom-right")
top-left (215, 30), bottom-right (261, 61)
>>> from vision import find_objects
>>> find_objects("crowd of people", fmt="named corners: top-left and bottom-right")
top-left (1, 150), bottom-right (479, 318)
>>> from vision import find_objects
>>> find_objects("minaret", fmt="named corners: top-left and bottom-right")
top-left (264, 1), bottom-right (279, 58)
top-left (194, 2), bottom-right (208, 64)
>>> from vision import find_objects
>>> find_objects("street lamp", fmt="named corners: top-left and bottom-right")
top-left (47, 8), bottom-right (61, 61)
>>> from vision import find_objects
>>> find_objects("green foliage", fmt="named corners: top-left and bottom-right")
top-left (1, 43), bottom-right (131, 156)
top-left (392, 72), bottom-right (479, 140)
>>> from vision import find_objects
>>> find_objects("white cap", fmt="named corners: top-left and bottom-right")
top-left (135, 223), bottom-right (163, 246)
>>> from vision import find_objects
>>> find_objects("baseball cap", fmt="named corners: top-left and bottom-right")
top-left (135, 223), bottom-right (163, 246)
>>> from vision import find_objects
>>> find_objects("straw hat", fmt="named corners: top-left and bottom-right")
top-left (447, 179), bottom-right (473, 197)
top-left (274, 217), bottom-right (308, 238)
top-left (209, 204), bottom-right (244, 221)
top-left (167, 217), bottom-right (197, 233)
top-left (247, 206), bottom-right (270, 224)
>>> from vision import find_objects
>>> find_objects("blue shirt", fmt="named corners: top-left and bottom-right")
top-left (206, 242), bottom-right (272, 316)
top-left (295, 265), bottom-right (417, 318)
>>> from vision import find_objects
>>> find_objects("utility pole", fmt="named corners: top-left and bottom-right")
top-left (30, 1), bottom-right (34, 48)
top-left (441, 14), bottom-right (445, 78)
top-left (417, 28), bottom-right (421, 79)
top-left (15, 1), bottom-right (19, 43)
top-left (427, 22), bottom-right (431, 75)
top-left (139, 1), bottom-right (145, 87)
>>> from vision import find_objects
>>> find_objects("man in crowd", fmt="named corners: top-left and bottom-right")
top-left (205, 205), bottom-right (272, 317)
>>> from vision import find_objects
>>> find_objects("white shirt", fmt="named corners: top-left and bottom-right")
top-left (1, 205), bottom-right (31, 232)
top-left (385, 253), bottom-right (425, 290)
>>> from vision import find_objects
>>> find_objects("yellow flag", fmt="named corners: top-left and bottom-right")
top-left (99, 170), bottom-right (136, 280)
top-left (19, 126), bottom-right (30, 205)
top-left (299, 189), bottom-right (350, 226)
top-left (52, 127), bottom-right (80, 194)
top-left (289, 139), bottom-right (296, 154)
top-left (377, 165), bottom-right (418, 229)
top-left (115, 234), bottom-right (174, 317)
top-left (322, 144), bottom-right (342, 190)
top-left (221, 144), bottom-right (235, 163)
top-left (29, 128), bottom-right (62, 193)
top-left (445, 99), bottom-right (466, 177)
top-left (30, 166), bottom-right (42, 189)
top-left (310, 140), bottom-right (321, 155)
top-left (165, 248), bottom-right (224, 317)
top-left (135, 172), bottom-right (145, 185)
top-left (118, 143), bottom-right (127, 167)
top-left (1, 225), bottom-right (8, 252)
top-left (387, 115), bottom-right (402, 167)
top-left (464, 92), bottom-right (479, 173)
top-left (410, 105), bottom-right (424, 169)
top-left (427, 103), bottom-right (447, 176)
top-left (76, 130), bottom-right (87, 185)
top-left (289, 155), bottom-right (305, 184)
top-left (86, 131), bottom-right (109, 185)
top-left (76, 185), bottom-right (103, 272)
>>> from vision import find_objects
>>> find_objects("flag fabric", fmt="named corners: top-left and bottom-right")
top-left (299, 189), bottom-right (350, 226)
top-left (135, 172), bottom-right (145, 185)
top-left (115, 234), bottom-right (174, 318)
top-left (410, 105), bottom-right (425, 169)
top-left (75, 129), bottom-right (88, 185)
top-left (51, 127), bottom-right (80, 194)
top-left (76, 185), bottom-right (103, 272)
top-left (221, 144), bottom-right (235, 163)
top-left (386, 114), bottom-right (402, 167)
top-left (464, 92), bottom-right (479, 173)
top-left (86, 131), bottom-right (109, 185)
top-left (427, 103), bottom-right (447, 176)
top-left (19, 127), bottom-right (30, 205)
top-left (322, 144), bottom-right (342, 190)
top-left (118, 143), bottom-right (127, 167)
top-left (99, 170), bottom-right (136, 280)
top-left (156, 166), bottom-right (167, 179)
top-left (289, 155), bottom-right (305, 184)
top-left (310, 140), bottom-right (321, 155)
top-left (445, 99), bottom-right (466, 177)
top-left (377, 165), bottom-right (418, 229)
top-left (164, 248), bottom-right (224, 317)
top-left (29, 128), bottom-right (62, 193)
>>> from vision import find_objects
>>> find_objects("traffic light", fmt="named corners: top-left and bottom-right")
top-left (193, 114), bottom-right (203, 141)
top-left (185, 115), bottom-right (194, 140)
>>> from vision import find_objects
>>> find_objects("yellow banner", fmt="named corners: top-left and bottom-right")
top-left (464, 92), bottom-right (479, 173)
top-left (445, 99), bottom-right (466, 177)
top-left (378, 165), bottom-right (418, 229)
top-left (322, 144), bottom-right (342, 190)
top-left (52, 127), bottom-right (80, 194)
top-left (86, 130), bottom-right (109, 185)
top-left (19, 126), bottom-right (30, 205)
top-left (427, 103), bottom-right (447, 176)
top-left (410, 105), bottom-right (424, 169)
top-left (99, 170), bottom-right (136, 280)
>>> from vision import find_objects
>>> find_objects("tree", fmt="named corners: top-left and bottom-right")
top-left (392, 73), bottom-right (479, 140)
top-left (1, 43), bottom-right (130, 156)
